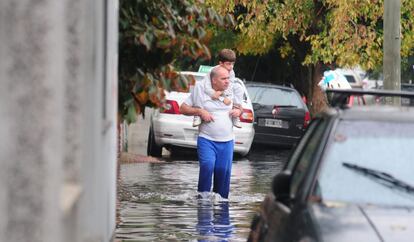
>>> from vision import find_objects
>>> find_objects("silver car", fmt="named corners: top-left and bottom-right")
top-left (147, 71), bottom-right (255, 157)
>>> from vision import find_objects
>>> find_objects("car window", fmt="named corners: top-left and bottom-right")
top-left (236, 80), bottom-right (249, 102)
top-left (289, 118), bottom-right (329, 197)
top-left (246, 86), bottom-right (262, 101)
top-left (285, 119), bottom-right (321, 171)
top-left (316, 120), bottom-right (414, 207)
top-left (344, 75), bottom-right (356, 83)
top-left (247, 86), bottom-right (303, 108)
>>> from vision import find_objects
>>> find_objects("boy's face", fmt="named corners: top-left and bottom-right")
top-left (219, 61), bottom-right (235, 72)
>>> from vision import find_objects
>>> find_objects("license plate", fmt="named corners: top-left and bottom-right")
top-left (260, 118), bottom-right (288, 128)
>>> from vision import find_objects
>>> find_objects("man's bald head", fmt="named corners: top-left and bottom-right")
top-left (210, 66), bottom-right (228, 79)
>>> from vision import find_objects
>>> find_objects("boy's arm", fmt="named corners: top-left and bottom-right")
top-left (232, 79), bottom-right (244, 106)
top-left (180, 82), bottom-right (214, 122)
top-left (203, 72), bottom-right (222, 99)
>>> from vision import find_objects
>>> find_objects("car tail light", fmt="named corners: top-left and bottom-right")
top-left (304, 111), bottom-right (311, 128)
top-left (302, 95), bottom-right (307, 104)
top-left (162, 100), bottom-right (180, 114)
top-left (240, 109), bottom-right (253, 123)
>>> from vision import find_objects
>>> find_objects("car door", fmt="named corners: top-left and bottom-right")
top-left (264, 117), bottom-right (331, 242)
top-left (249, 119), bottom-right (319, 242)
top-left (282, 117), bottom-right (332, 242)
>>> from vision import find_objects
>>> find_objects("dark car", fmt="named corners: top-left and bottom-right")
top-left (401, 83), bottom-right (414, 106)
top-left (245, 83), bottom-right (310, 147)
top-left (248, 89), bottom-right (414, 242)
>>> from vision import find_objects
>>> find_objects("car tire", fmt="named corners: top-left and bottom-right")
top-left (147, 127), bottom-right (162, 157)
top-left (239, 150), bottom-right (249, 157)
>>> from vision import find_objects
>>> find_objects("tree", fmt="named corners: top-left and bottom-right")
top-left (118, 0), bottom-right (234, 123)
top-left (206, 0), bottom-right (414, 113)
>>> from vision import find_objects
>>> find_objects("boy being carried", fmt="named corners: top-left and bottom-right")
top-left (193, 49), bottom-right (244, 128)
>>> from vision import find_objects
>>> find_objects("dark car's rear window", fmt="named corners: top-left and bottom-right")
top-left (247, 86), bottom-right (303, 108)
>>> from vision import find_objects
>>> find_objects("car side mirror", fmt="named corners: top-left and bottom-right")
top-left (272, 171), bottom-right (291, 204)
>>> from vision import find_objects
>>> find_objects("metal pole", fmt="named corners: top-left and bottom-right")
top-left (383, 0), bottom-right (401, 105)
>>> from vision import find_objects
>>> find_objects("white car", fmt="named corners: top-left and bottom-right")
top-left (335, 68), bottom-right (364, 89)
top-left (147, 71), bottom-right (255, 157)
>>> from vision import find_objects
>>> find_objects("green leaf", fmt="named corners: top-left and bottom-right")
top-left (139, 34), bottom-right (151, 50)
top-left (125, 103), bottom-right (137, 124)
top-left (156, 38), bottom-right (171, 48)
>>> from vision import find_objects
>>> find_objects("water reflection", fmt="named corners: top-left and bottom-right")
top-left (196, 199), bottom-right (233, 241)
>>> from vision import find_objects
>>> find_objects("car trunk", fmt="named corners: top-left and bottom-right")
top-left (253, 104), bottom-right (306, 137)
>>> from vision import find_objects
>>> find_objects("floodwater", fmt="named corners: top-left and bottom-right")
top-left (116, 147), bottom-right (291, 241)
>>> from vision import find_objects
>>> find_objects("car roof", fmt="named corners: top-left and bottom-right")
top-left (245, 82), bottom-right (298, 92)
top-left (178, 71), bottom-right (206, 78)
top-left (326, 105), bottom-right (414, 123)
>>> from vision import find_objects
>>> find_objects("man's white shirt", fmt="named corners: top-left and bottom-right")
top-left (184, 79), bottom-right (234, 142)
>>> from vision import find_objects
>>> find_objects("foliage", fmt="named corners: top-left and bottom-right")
top-left (119, 0), bottom-right (234, 123)
top-left (208, 0), bottom-right (414, 70)
top-left (206, 0), bottom-right (414, 113)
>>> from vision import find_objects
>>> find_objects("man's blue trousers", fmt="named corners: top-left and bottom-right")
top-left (197, 136), bottom-right (234, 199)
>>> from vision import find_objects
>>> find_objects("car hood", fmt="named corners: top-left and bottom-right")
top-left (311, 202), bottom-right (414, 242)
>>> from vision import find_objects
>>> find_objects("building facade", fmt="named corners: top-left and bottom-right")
top-left (0, 0), bottom-right (118, 241)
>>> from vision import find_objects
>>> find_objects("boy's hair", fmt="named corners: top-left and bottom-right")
top-left (218, 49), bottom-right (236, 62)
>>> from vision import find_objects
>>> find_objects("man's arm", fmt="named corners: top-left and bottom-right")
top-left (179, 102), bottom-right (201, 116)
top-left (180, 103), bottom-right (215, 122)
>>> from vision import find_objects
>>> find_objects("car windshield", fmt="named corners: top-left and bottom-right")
top-left (247, 86), bottom-right (303, 107)
top-left (316, 120), bottom-right (414, 207)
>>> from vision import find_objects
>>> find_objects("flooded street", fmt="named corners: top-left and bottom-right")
top-left (116, 147), bottom-right (291, 241)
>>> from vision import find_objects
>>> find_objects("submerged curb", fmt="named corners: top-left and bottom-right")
top-left (119, 152), bottom-right (163, 164)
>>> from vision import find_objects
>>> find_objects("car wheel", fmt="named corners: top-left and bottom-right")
top-left (147, 127), bottom-right (162, 157)
top-left (239, 150), bottom-right (249, 157)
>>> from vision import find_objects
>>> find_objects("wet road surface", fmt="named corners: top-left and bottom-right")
top-left (116, 147), bottom-right (291, 241)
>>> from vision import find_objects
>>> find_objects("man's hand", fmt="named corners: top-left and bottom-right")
top-left (199, 109), bottom-right (214, 122)
top-left (211, 91), bottom-right (223, 100)
top-left (229, 108), bottom-right (242, 118)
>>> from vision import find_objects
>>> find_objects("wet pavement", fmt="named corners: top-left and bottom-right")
top-left (116, 147), bottom-right (291, 241)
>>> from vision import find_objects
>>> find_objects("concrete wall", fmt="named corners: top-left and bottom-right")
top-left (0, 0), bottom-right (118, 241)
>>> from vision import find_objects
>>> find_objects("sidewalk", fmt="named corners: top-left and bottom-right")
top-left (127, 108), bottom-right (152, 156)
top-left (126, 107), bottom-right (170, 159)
